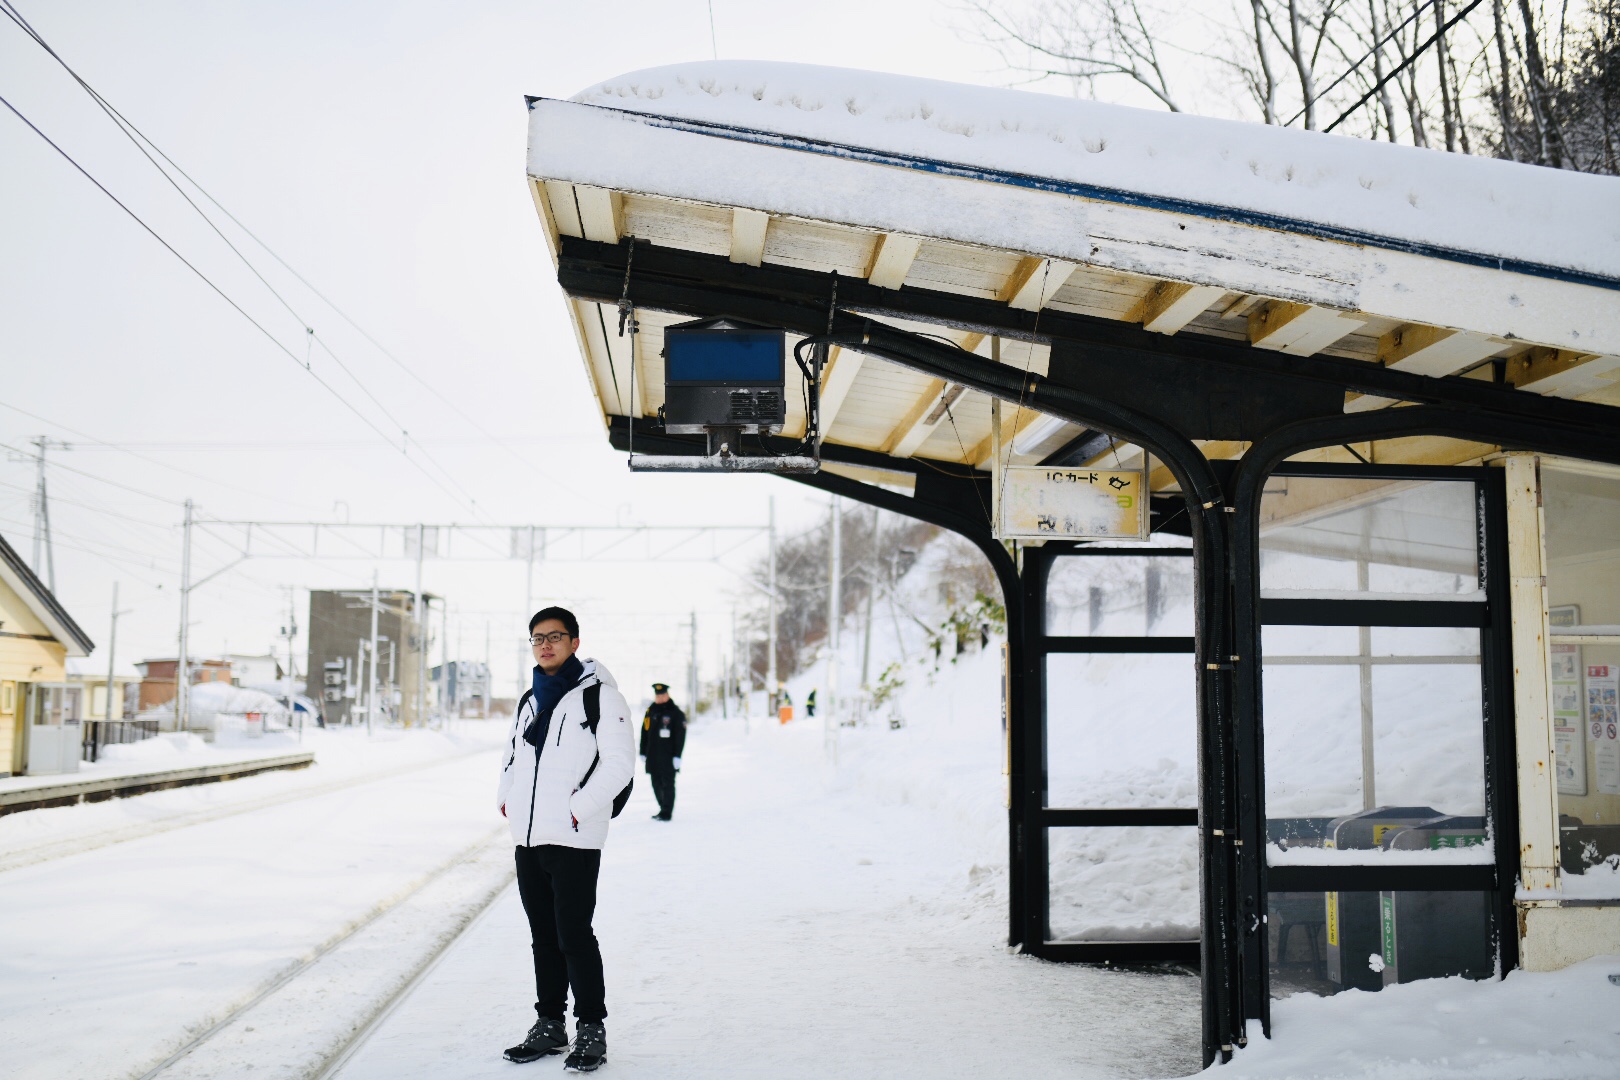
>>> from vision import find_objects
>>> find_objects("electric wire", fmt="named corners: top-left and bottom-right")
top-left (0, 400), bottom-right (318, 510)
top-left (0, 0), bottom-right (556, 488)
top-left (0, 93), bottom-right (453, 493)
top-left (0, 72), bottom-right (480, 515)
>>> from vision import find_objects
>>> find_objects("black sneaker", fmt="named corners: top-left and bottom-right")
top-left (563, 1021), bottom-right (606, 1072)
top-left (504, 1016), bottom-right (567, 1063)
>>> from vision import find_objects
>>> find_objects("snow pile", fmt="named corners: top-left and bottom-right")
top-left (1211, 956), bottom-right (1620, 1079)
top-left (96, 731), bottom-right (209, 764)
top-left (568, 61), bottom-right (1620, 280)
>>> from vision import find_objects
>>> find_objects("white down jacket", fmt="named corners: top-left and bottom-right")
top-left (497, 658), bottom-right (637, 850)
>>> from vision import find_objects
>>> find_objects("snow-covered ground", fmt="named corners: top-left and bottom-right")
top-left (332, 705), bottom-right (1204, 1080)
top-left (0, 723), bottom-right (507, 1080)
top-left (1, 658), bottom-right (1616, 1078)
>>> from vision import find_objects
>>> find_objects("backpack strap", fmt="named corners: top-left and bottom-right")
top-left (578, 682), bottom-right (605, 786)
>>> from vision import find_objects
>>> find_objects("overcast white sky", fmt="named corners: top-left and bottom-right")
top-left (0, 0), bottom-right (1050, 700)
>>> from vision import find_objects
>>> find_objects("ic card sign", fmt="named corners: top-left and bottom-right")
top-left (997, 466), bottom-right (1148, 541)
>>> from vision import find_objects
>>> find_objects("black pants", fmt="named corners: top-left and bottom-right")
top-left (514, 844), bottom-right (606, 1023)
top-left (649, 767), bottom-right (677, 819)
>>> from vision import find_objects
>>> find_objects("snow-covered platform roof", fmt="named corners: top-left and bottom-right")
top-left (527, 61), bottom-right (1620, 471)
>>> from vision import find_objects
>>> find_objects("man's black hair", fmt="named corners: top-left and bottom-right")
top-left (529, 606), bottom-right (579, 639)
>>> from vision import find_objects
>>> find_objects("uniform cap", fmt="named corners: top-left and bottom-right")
top-left (651, 682), bottom-right (669, 692)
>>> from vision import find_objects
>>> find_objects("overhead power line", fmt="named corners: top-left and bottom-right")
top-left (0, 8), bottom-right (484, 516)
top-left (0, 399), bottom-right (316, 509)
top-left (0, 0), bottom-right (558, 492)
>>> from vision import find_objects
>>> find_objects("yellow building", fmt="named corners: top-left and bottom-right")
top-left (1, 531), bottom-right (94, 777)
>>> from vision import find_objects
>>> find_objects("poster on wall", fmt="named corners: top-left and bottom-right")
top-left (1587, 663), bottom-right (1620, 796)
top-left (1552, 643), bottom-right (1587, 795)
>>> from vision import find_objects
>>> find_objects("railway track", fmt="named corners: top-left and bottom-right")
top-left (0, 746), bottom-right (496, 874)
top-left (133, 826), bottom-right (514, 1080)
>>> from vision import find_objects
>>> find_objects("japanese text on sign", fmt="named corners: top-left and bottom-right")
top-left (996, 466), bottom-right (1148, 541)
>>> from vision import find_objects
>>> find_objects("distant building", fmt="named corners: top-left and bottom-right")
top-left (225, 653), bottom-right (284, 688)
top-left (430, 660), bottom-right (491, 718)
top-left (65, 659), bottom-right (140, 721)
top-left (0, 530), bottom-right (94, 776)
top-left (135, 657), bottom-right (231, 713)
top-left (307, 590), bottom-right (429, 726)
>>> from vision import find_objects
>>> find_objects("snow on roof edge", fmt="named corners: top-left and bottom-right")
top-left (558, 61), bottom-right (1620, 287)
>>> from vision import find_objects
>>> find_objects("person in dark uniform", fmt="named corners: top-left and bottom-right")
top-left (639, 682), bottom-right (686, 821)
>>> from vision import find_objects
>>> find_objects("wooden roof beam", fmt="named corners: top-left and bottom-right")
top-left (818, 347), bottom-right (862, 434)
top-left (865, 233), bottom-right (923, 289)
top-left (885, 380), bottom-right (966, 458)
top-left (1377, 324), bottom-right (1503, 377)
top-left (1249, 301), bottom-right (1365, 355)
top-left (1136, 281), bottom-right (1227, 335)
top-left (573, 185), bottom-right (623, 244)
top-left (729, 208), bottom-right (770, 266)
top-left (999, 256), bottom-right (1075, 311)
top-left (1505, 347), bottom-right (1620, 397)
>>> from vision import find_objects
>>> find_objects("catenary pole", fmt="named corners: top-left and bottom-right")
top-left (368, 570), bottom-right (379, 736)
top-left (827, 495), bottom-right (841, 753)
top-left (688, 610), bottom-right (697, 715)
top-left (176, 499), bottom-right (193, 733)
top-left (522, 525), bottom-right (535, 699)
top-left (284, 586), bottom-right (299, 742)
top-left (767, 495), bottom-right (777, 711)
top-left (415, 524), bottom-right (426, 729)
top-left (32, 436), bottom-right (57, 592)
top-left (105, 581), bottom-right (120, 721)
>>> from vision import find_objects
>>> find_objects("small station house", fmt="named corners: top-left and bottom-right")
top-left (524, 61), bottom-right (1620, 1063)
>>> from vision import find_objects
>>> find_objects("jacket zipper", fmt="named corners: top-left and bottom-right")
top-left (525, 676), bottom-right (596, 843)
top-left (524, 695), bottom-right (541, 845)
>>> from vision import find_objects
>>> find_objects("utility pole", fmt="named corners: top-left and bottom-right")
top-left (414, 523), bottom-right (426, 729)
top-left (483, 619), bottom-right (491, 720)
top-left (827, 495), bottom-right (842, 728)
top-left (861, 507), bottom-right (878, 695)
top-left (105, 582), bottom-right (130, 721)
top-left (283, 586), bottom-right (299, 741)
top-left (30, 436), bottom-right (57, 592)
top-left (522, 525), bottom-right (535, 699)
top-left (368, 570), bottom-right (380, 736)
top-left (687, 610), bottom-right (698, 716)
top-left (441, 600), bottom-right (450, 728)
top-left (767, 495), bottom-right (777, 711)
top-left (176, 499), bottom-right (194, 733)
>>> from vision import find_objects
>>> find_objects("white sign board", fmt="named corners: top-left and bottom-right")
top-left (996, 466), bottom-right (1147, 541)
top-left (1587, 663), bottom-right (1620, 795)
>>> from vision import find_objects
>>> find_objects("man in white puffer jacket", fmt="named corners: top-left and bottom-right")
top-left (498, 607), bottom-right (636, 1072)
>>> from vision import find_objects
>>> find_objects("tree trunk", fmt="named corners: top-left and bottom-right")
top-left (1436, 0), bottom-right (1459, 150)
top-left (1288, 0), bottom-right (1319, 128)
top-left (1518, 0), bottom-right (1567, 165)
top-left (1251, 0), bottom-right (1280, 123)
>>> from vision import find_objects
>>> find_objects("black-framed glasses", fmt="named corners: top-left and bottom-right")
top-left (529, 631), bottom-right (571, 646)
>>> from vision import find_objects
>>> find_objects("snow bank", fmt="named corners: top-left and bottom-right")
top-left (96, 731), bottom-right (209, 764)
top-left (1212, 955), bottom-right (1620, 1079)
top-left (568, 61), bottom-right (1620, 282)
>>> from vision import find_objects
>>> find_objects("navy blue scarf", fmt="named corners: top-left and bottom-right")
top-left (523, 654), bottom-right (584, 748)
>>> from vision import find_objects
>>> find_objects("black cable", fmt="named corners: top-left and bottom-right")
top-left (1283, 0), bottom-right (1443, 127)
top-left (1324, 0), bottom-right (1487, 134)
top-left (0, 1), bottom-right (489, 515)
top-left (0, 91), bottom-right (479, 516)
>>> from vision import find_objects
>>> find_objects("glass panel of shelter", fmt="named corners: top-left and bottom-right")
top-left (1543, 461), bottom-right (1620, 899)
top-left (1259, 466), bottom-right (1505, 999)
top-left (1039, 539), bottom-right (1199, 949)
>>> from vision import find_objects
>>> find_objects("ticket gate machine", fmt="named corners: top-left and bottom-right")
top-left (1324, 807), bottom-right (1440, 991)
top-left (1378, 815), bottom-right (1493, 987)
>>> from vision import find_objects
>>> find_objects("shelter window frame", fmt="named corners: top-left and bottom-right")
top-left (1256, 462), bottom-right (1517, 998)
top-left (1023, 540), bottom-right (1200, 965)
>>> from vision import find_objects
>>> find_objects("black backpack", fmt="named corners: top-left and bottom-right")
top-left (576, 683), bottom-right (633, 818)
